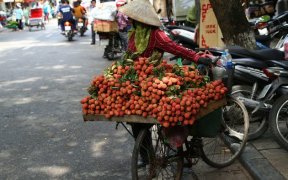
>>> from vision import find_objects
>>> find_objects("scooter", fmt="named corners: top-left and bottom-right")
top-left (172, 44), bottom-right (287, 140)
top-left (166, 11), bottom-right (288, 50)
top-left (165, 25), bottom-right (198, 50)
top-left (254, 11), bottom-right (288, 48)
top-left (63, 21), bottom-right (76, 41)
top-left (77, 18), bottom-right (86, 36)
top-left (247, 60), bottom-right (288, 150)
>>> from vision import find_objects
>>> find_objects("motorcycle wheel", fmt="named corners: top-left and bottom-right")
top-left (80, 28), bottom-right (84, 36)
top-left (269, 95), bottom-right (288, 151)
top-left (231, 85), bottom-right (268, 140)
top-left (68, 34), bottom-right (73, 41)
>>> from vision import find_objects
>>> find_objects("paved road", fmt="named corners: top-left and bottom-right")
top-left (0, 19), bottom-right (252, 180)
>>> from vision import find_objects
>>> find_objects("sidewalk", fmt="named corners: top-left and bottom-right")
top-left (240, 131), bottom-right (288, 180)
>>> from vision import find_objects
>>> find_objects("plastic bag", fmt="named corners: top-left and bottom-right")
top-left (91, 2), bottom-right (117, 21)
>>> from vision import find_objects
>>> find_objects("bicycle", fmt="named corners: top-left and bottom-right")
top-left (130, 56), bottom-right (249, 179)
top-left (82, 54), bottom-right (250, 179)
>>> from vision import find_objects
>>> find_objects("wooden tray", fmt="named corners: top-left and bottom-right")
top-left (83, 98), bottom-right (227, 124)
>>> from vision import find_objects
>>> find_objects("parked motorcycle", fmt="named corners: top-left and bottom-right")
top-left (165, 25), bottom-right (198, 50)
top-left (266, 62), bottom-right (288, 151)
top-left (63, 21), bottom-right (76, 41)
top-left (165, 11), bottom-right (288, 50)
top-left (253, 11), bottom-right (288, 48)
top-left (172, 44), bottom-right (287, 140)
top-left (77, 18), bottom-right (86, 36)
top-left (160, 9), bottom-right (288, 141)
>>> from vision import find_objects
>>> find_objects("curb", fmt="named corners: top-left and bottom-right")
top-left (239, 143), bottom-right (286, 180)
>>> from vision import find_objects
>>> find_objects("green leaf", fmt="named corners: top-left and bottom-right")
top-left (153, 66), bottom-right (165, 80)
top-left (172, 64), bottom-right (185, 77)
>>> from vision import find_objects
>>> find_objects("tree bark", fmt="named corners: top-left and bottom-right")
top-left (209, 0), bottom-right (257, 49)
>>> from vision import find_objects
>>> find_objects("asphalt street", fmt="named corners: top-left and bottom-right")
top-left (0, 19), bottom-right (252, 180)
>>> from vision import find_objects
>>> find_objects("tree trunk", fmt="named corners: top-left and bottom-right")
top-left (209, 0), bottom-right (257, 49)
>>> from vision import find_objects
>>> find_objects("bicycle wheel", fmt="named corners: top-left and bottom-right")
top-left (201, 96), bottom-right (249, 168)
top-left (269, 95), bottom-right (288, 151)
top-left (231, 85), bottom-right (268, 140)
top-left (131, 125), bottom-right (183, 180)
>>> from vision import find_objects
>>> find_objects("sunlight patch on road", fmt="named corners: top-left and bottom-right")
top-left (0, 77), bottom-right (42, 88)
top-left (0, 150), bottom-right (11, 159)
top-left (66, 141), bottom-right (78, 147)
top-left (40, 86), bottom-right (49, 90)
top-left (80, 170), bottom-right (119, 177)
top-left (52, 65), bottom-right (65, 69)
top-left (46, 34), bottom-right (52, 38)
top-left (53, 75), bottom-right (78, 83)
top-left (34, 65), bottom-right (82, 71)
top-left (13, 97), bottom-right (33, 105)
top-left (28, 166), bottom-right (71, 177)
top-left (0, 41), bottom-right (70, 51)
top-left (23, 88), bottom-right (32, 91)
top-left (69, 66), bottom-right (82, 69)
top-left (90, 140), bottom-right (106, 157)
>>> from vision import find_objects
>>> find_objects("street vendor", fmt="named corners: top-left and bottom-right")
top-left (119, 0), bottom-right (212, 65)
top-left (119, 0), bottom-right (212, 166)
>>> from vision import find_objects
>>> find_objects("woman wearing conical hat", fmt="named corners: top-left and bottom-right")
top-left (119, 0), bottom-right (212, 167)
top-left (119, 0), bottom-right (212, 65)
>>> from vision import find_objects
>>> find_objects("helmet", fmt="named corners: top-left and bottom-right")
top-left (119, 0), bottom-right (161, 27)
top-left (116, 0), bottom-right (126, 7)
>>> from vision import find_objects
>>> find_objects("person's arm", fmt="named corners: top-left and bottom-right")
top-left (82, 6), bottom-right (87, 14)
top-left (71, 6), bottom-right (75, 13)
top-left (154, 29), bottom-right (200, 62)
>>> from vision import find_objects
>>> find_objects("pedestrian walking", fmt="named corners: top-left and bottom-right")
top-left (23, 4), bottom-right (30, 27)
top-left (14, 3), bottom-right (24, 30)
top-left (116, 0), bottom-right (129, 51)
top-left (89, 0), bottom-right (96, 45)
top-left (56, 1), bottom-right (63, 28)
top-left (43, 1), bottom-right (51, 23)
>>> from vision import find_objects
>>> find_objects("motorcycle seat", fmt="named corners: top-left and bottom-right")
top-left (232, 58), bottom-right (268, 69)
top-left (166, 25), bottom-right (195, 32)
top-left (267, 60), bottom-right (288, 70)
top-left (227, 46), bottom-right (284, 61)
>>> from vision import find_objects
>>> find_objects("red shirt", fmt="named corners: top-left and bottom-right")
top-left (127, 28), bottom-right (200, 62)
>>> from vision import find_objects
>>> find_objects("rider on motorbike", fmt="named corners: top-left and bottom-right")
top-left (59, 0), bottom-right (77, 34)
top-left (73, 0), bottom-right (87, 30)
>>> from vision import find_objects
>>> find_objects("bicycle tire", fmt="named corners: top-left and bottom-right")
top-left (131, 125), bottom-right (183, 180)
top-left (269, 95), bottom-right (288, 151)
top-left (201, 96), bottom-right (249, 168)
top-left (231, 85), bottom-right (268, 140)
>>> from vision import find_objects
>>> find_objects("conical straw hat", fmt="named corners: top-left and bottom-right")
top-left (119, 0), bottom-right (161, 27)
